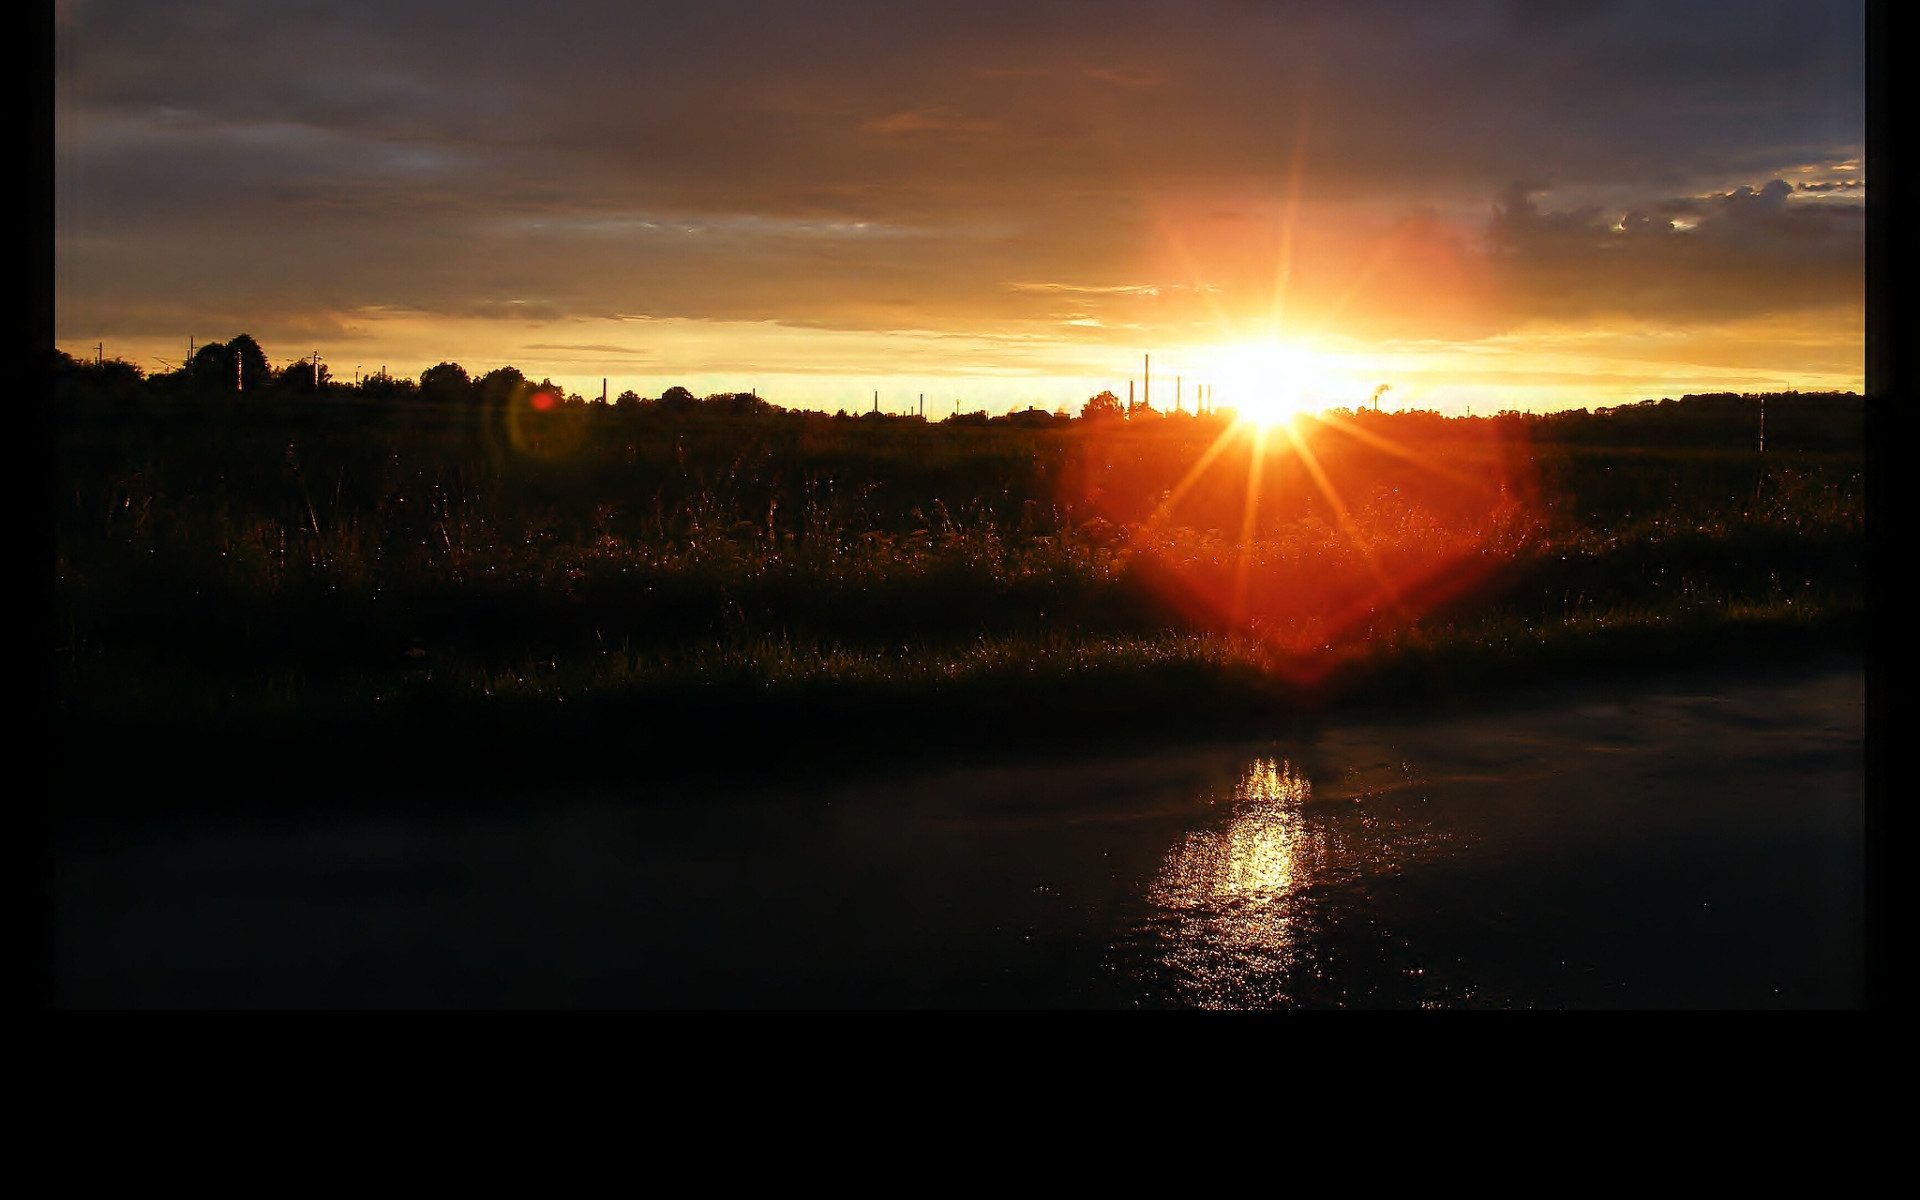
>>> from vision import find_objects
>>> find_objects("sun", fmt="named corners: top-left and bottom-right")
top-left (1209, 339), bottom-right (1347, 426)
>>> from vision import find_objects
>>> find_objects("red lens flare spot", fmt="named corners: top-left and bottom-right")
top-left (1062, 412), bottom-right (1540, 691)
top-left (529, 390), bottom-right (558, 412)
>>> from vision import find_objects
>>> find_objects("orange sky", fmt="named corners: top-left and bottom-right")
top-left (56, 2), bottom-right (1865, 414)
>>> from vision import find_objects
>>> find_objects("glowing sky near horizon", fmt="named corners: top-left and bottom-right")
top-left (55, 1), bottom-right (1865, 414)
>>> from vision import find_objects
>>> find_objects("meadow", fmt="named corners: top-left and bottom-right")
top-left (52, 351), bottom-right (1864, 782)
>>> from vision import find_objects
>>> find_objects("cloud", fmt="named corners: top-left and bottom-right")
top-left (1484, 178), bottom-right (1862, 321)
top-left (862, 110), bottom-right (1000, 136)
top-left (1084, 66), bottom-right (1166, 88)
top-left (56, 1), bottom-right (1864, 350)
top-left (522, 343), bottom-right (654, 355)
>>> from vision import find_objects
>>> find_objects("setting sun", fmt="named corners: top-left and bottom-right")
top-left (1210, 340), bottom-right (1350, 425)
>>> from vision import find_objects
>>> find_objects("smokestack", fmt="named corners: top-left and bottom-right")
top-left (1144, 354), bottom-right (1150, 411)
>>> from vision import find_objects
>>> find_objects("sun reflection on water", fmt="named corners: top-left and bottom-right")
top-left (1155, 759), bottom-right (1316, 902)
top-left (1136, 758), bottom-right (1332, 1007)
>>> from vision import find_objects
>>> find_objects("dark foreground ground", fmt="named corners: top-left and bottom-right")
top-left (56, 374), bottom-right (1858, 744)
top-left (49, 371), bottom-right (1868, 1005)
top-left (56, 388), bottom-right (1863, 791)
top-left (53, 652), bottom-right (1863, 1008)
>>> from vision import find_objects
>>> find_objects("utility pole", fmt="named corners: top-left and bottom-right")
top-left (311, 350), bottom-right (322, 389)
top-left (96, 342), bottom-right (103, 366)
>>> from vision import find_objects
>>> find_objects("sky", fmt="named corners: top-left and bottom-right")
top-left (55, 0), bottom-right (1865, 415)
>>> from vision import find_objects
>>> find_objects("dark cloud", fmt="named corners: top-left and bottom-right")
top-left (57, 1), bottom-right (1864, 343)
top-left (1485, 178), bottom-right (1862, 321)
top-left (1504, 0), bottom-right (1623, 35)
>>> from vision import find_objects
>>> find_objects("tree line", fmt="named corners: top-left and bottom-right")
top-left (47, 335), bottom-right (1863, 448)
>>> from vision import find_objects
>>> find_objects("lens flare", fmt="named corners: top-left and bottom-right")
top-left (501, 382), bottom-right (585, 461)
top-left (1064, 406), bottom-right (1538, 690)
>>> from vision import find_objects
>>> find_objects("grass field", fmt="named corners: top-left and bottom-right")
top-left (51, 355), bottom-right (1864, 780)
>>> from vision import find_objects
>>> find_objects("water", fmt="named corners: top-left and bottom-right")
top-left (53, 660), bottom-right (1864, 1007)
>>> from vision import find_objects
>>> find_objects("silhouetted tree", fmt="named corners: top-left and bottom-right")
top-left (275, 357), bottom-right (332, 394)
top-left (476, 366), bottom-right (527, 407)
top-left (186, 342), bottom-right (229, 388)
top-left (184, 337), bottom-right (259, 393)
top-left (182, 334), bottom-right (272, 394)
top-left (359, 370), bottom-right (417, 400)
top-left (228, 335), bottom-right (272, 391)
top-left (420, 362), bottom-right (472, 403)
top-left (53, 350), bottom-right (145, 406)
top-left (708, 391), bottom-right (772, 416)
top-left (659, 385), bottom-right (697, 413)
top-left (1081, 390), bottom-right (1124, 421)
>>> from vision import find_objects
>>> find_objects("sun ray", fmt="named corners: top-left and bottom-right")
top-left (1232, 424), bottom-right (1270, 623)
top-left (1145, 420), bottom-right (1253, 528)
top-left (1268, 104), bottom-right (1312, 336)
top-left (1301, 229), bottom-right (1405, 342)
top-left (1149, 208), bottom-right (1240, 339)
top-left (1312, 408), bottom-right (1487, 490)
top-left (1280, 419), bottom-right (1404, 615)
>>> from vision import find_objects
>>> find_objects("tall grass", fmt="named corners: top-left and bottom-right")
top-left (55, 394), bottom-right (1863, 743)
